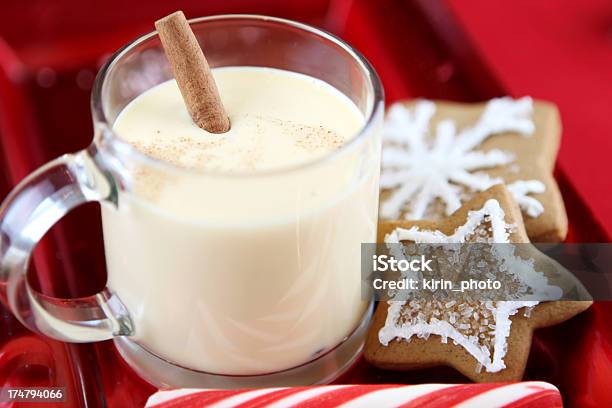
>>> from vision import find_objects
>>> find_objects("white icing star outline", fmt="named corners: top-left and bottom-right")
top-left (379, 199), bottom-right (562, 373)
top-left (381, 97), bottom-right (546, 220)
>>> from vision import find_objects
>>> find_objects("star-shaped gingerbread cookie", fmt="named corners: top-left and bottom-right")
top-left (380, 97), bottom-right (567, 242)
top-left (365, 184), bottom-right (591, 382)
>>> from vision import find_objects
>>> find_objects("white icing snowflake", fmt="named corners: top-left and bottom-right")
top-left (381, 97), bottom-right (546, 220)
top-left (379, 199), bottom-right (562, 373)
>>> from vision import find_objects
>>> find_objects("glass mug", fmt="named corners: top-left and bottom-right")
top-left (0, 15), bottom-right (383, 388)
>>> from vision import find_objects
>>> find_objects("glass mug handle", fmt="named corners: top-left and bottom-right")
top-left (0, 148), bottom-right (133, 342)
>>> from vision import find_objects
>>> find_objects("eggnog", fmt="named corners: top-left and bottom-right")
top-left (102, 67), bottom-right (380, 374)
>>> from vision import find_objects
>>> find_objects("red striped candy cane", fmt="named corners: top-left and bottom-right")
top-left (145, 382), bottom-right (561, 407)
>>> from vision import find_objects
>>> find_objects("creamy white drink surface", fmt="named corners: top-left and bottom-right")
top-left (114, 67), bottom-right (363, 172)
top-left (103, 67), bottom-right (380, 374)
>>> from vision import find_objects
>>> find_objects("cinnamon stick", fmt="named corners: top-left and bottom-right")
top-left (155, 11), bottom-right (230, 133)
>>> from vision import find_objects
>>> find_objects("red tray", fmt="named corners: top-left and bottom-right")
top-left (0, 1), bottom-right (610, 407)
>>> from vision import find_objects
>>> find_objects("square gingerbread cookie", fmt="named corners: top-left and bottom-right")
top-left (380, 97), bottom-right (567, 242)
